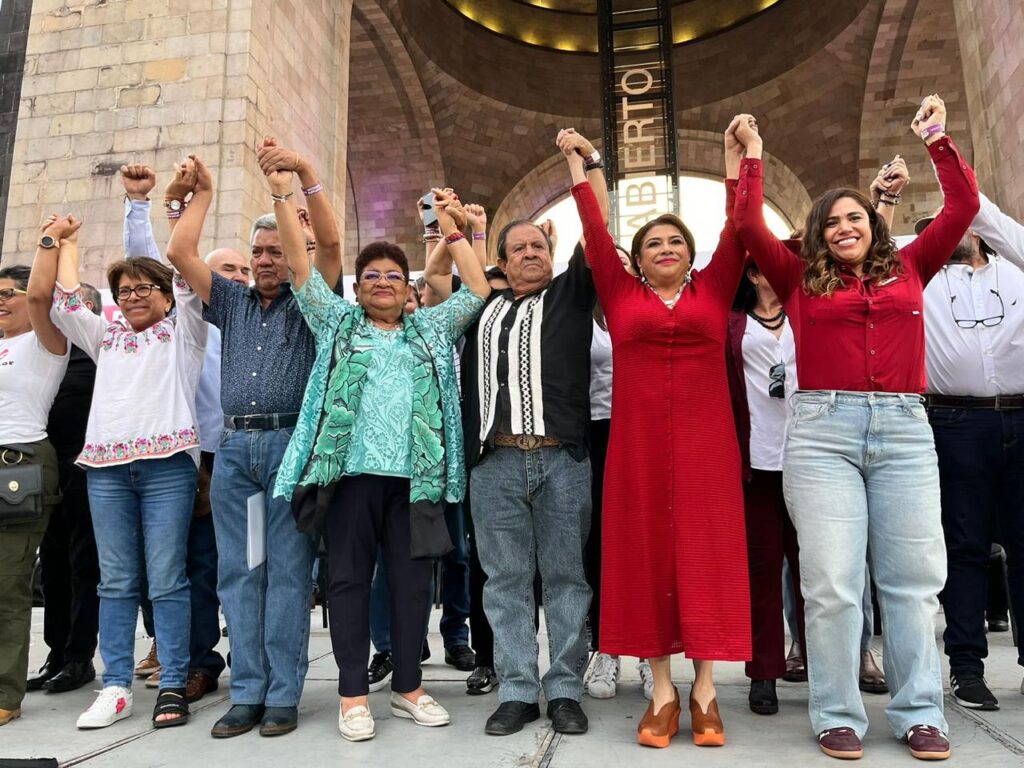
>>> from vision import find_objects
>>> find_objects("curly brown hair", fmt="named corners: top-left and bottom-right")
top-left (801, 189), bottom-right (901, 296)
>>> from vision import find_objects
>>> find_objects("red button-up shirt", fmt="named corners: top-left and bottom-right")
top-left (734, 137), bottom-right (979, 393)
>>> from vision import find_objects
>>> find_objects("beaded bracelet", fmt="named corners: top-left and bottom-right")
top-left (166, 210), bottom-right (182, 220)
top-left (302, 182), bottom-right (323, 197)
top-left (445, 232), bottom-right (467, 245)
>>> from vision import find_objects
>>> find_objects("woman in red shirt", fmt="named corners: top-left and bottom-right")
top-left (734, 95), bottom-right (978, 762)
top-left (563, 118), bottom-right (754, 750)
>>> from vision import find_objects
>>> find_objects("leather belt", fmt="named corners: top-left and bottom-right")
top-left (926, 394), bottom-right (1024, 411)
top-left (224, 413), bottom-right (300, 431)
top-left (493, 433), bottom-right (561, 450)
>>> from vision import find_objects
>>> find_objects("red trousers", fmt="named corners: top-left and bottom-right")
top-left (744, 469), bottom-right (805, 680)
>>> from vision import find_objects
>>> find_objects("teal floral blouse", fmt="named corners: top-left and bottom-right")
top-left (273, 268), bottom-right (484, 504)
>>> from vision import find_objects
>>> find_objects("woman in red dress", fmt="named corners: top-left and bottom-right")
top-left (560, 118), bottom-right (755, 749)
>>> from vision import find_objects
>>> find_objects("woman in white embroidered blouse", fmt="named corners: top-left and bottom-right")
top-left (30, 163), bottom-right (212, 731)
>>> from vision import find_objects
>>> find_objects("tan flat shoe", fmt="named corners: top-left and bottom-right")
top-left (0, 707), bottom-right (22, 726)
top-left (689, 689), bottom-right (725, 747)
top-left (637, 686), bottom-right (680, 748)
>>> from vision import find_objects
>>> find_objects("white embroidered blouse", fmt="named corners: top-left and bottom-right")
top-left (50, 274), bottom-right (207, 468)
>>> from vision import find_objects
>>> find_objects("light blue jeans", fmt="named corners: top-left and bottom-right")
top-left (470, 446), bottom-right (591, 703)
top-left (783, 391), bottom-right (947, 739)
top-left (87, 452), bottom-right (196, 689)
top-left (211, 428), bottom-right (316, 707)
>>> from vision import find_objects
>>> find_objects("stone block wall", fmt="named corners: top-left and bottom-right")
top-left (2, 0), bottom-right (351, 286)
top-left (0, 0), bottom-right (33, 256)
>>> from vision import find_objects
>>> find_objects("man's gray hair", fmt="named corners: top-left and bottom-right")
top-left (249, 213), bottom-right (277, 246)
top-left (79, 282), bottom-right (102, 316)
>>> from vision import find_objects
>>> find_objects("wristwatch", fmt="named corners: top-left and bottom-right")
top-left (163, 198), bottom-right (184, 212)
top-left (38, 234), bottom-right (58, 249)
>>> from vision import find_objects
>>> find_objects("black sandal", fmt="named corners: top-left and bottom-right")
top-left (153, 688), bottom-right (190, 728)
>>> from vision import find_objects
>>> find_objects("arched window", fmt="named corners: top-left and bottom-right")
top-left (533, 175), bottom-right (795, 265)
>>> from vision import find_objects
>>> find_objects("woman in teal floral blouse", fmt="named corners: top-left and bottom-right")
top-left (261, 148), bottom-right (490, 742)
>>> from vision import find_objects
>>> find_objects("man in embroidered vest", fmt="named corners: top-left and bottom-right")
top-left (458, 134), bottom-right (607, 736)
top-left (166, 143), bottom-right (342, 738)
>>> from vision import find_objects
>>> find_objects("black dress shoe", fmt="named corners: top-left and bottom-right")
top-left (485, 701), bottom-right (540, 736)
top-left (546, 698), bottom-right (588, 734)
top-left (259, 706), bottom-right (298, 737)
top-left (44, 661), bottom-right (96, 693)
top-left (988, 618), bottom-right (1010, 633)
top-left (26, 660), bottom-right (62, 692)
top-left (211, 704), bottom-right (266, 738)
top-left (748, 679), bottom-right (778, 715)
top-left (444, 644), bottom-right (476, 672)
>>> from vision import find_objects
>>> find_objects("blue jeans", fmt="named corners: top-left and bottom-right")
top-left (87, 452), bottom-right (196, 689)
top-left (212, 429), bottom-right (316, 707)
top-left (470, 446), bottom-right (591, 703)
top-left (370, 502), bottom-right (471, 654)
top-left (785, 560), bottom-right (876, 652)
top-left (783, 391), bottom-right (947, 739)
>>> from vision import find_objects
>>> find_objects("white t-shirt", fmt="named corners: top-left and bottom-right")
top-left (742, 318), bottom-right (797, 472)
top-left (590, 320), bottom-right (613, 420)
top-left (0, 331), bottom-right (69, 444)
top-left (51, 275), bottom-right (207, 468)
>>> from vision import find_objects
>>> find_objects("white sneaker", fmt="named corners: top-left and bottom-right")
top-left (77, 686), bottom-right (133, 729)
top-left (389, 692), bottom-right (450, 727)
top-left (586, 653), bottom-right (620, 699)
top-left (638, 659), bottom-right (654, 701)
top-left (338, 704), bottom-right (375, 742)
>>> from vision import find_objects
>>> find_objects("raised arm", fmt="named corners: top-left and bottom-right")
top-left (900, 94), bottom-right (980, 282)
top-left (433, 187), bottom-right (490, 300)
top-left (27, 214), bottom-right (74, 355)
top-left (260, 142), bottom-right (309, 289)
top-left (464, 203), bottom-right (489, 269)
top-left (166, 155), bottom-right (214, 283)
top-left (868, 154), bottom-right (909, 232)
top-left (257, 138), bottom-right (343, 288)
top-left (732, 115), bottom-right (802, 302)
top-left (121, 164), bottom-right (163, 260)
top-left (423, 238), bottom-right (455, 302)
top-left (45, 216), bottom-right (107, 360)
top-left (970, 192), bottom-right (1024, 271)
top-left (162, 158), bottom-right (213, 303)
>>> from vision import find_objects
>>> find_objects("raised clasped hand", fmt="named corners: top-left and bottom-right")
top-left (912, 94), bottom-right (946, 139)
top-left (121, 164), bottom-right (156, 198)
top-left (166, 157), bottom-right (197, 200)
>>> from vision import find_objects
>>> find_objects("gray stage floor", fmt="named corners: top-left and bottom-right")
top-left (4, 608), bottom-right (1024, 767)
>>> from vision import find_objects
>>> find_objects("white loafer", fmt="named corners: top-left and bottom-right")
top-left (338, 704), bottom-right (375, 741)
top-left (389, 692), bottom-right (450, 727)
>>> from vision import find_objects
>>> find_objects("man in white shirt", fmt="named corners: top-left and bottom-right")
top-left (919, 194), bottom-right (1024, 711)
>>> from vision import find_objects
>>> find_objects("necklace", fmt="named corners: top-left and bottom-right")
top-left (747, 307), bottom-right (786, 331)
top-left (644, 276), bottom-right (689, 309)
top-left (368, 316), bottom-right (403, 331)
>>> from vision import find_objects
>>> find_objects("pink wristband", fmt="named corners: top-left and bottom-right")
top-left (472, 232), bottom-right (486, 241)
top-left (302, 182), bottom-right (323, 197)
top-left (920, 124), bottom-right (945, 140)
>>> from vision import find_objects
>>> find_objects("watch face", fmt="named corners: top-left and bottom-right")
top-left (170, 199), bottom-right (182, 211)
top-left (40, 235), bottom-right (56, 248)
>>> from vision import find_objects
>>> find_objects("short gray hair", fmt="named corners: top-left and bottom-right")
top-left (249, 213), bottom-right (277, 246)
top-left (79, 282), bottom-right (102, 315)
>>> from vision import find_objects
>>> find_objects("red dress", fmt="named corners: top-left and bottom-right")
top-left (571, 181), bottom-right (751, 660)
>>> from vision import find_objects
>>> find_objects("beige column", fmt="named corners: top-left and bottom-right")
top-left (2, 0), bottom-right (353, 285)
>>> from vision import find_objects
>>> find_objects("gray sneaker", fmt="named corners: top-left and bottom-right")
top-left (586, 653), bottom-right (619, 699)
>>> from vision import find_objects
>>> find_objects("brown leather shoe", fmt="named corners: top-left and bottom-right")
top-left (134, 641), bottom-right (160, 678)
top-left (859, 649), bottom-right (888, 694)
top-left (0, 708), bottom-right (21, 727)
top-left (186, 670), bottom-right (219, 703)
top-left (145, 670), bottom-right (161, 689)
top-left (636, 686), bottom-right (680, 748)
top-left (784, 640), bottom-right (807, 682)
top-left (906, 725), bottom-right (950, 760)
top-left (689, 689), bottom-right (724, 746)
top-left (818, 727), bottom-right (863, 759)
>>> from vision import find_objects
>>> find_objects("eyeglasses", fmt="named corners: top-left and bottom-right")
top-left (769, 362), bottom-right (786, 399)
top-left (944, 264), bottom-right (1005, 329)
top-left (0, 288), bottom-right (27, 301)
top-left (116, 283), bottom-right (161, 301)
top-left (359, 270), bottom-right (406, 285)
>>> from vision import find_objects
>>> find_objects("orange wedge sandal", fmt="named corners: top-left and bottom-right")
top-left (689, 689), bottom-right (725, 746)
top-left (637, 686), bottom-right (680, 748)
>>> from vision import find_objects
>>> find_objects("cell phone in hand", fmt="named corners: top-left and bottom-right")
top-left (420, 192), bottom-right (437, 227)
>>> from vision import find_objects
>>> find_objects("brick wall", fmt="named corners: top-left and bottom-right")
top-left (954, 0), bottom-right (1024, 220)
top-left (2, 0), bottom-right (351, 286)
top-left (0, 0), bottom-right (32, 258)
